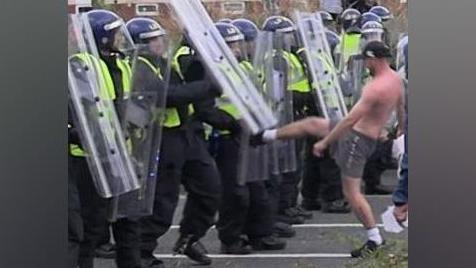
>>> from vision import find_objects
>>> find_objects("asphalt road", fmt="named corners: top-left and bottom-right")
top-left (95, 170), bottom-right (408, 268)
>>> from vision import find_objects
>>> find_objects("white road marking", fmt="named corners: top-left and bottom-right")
top-left (168, 223), bottom-right (384, 229)
top-left (153, 253), bottom-right (351, 259)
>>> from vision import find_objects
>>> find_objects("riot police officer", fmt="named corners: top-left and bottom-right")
top-left (69, 9), bottom-right (144, 268)
top-left (232, 18), bottom-right (297, 238)
top-left (125, 17), bottom-right (222, 267)
top-left (319, 10), bottom-right (338, 33)
top-left (296, 21), bottom-right (351, 214)
top-left (211, 21), bottom-right (287, 254)
top-left (261, 15), bottom-right (314, 224)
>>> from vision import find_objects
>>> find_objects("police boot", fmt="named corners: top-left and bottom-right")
top-left (273, 221), bottom-right (296, 238)
top-left (294, 206), bottom-right (314, 219)
top-left (301, 198), bottom-right (322, 211)
top-left (277, 208), bottom-right (306, 224)
top-left (321, 199), bottom-right (351, 213)
top-left (249, 234), bottom-right (287, 251)
top-left (173, 234), bottom-right (212, 265)
top-left (220, 238), bottom-right (253, 255)
top-left (365, 184), bottom-right (394, 195)
top-left (141, 258), bottom-right (165, 268)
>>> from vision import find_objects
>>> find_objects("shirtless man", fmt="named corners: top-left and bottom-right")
top-left (257, 41), bottom-right (406, 257)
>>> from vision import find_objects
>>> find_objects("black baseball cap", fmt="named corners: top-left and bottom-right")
top-left (357, 41), bottom-right (392, 59)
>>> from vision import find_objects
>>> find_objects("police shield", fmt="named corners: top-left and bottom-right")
top-left (381, 16), bottom-right (399, 54)
top-left (294, 11), bottom-right (348, 121)
top-left (337, 28), bottom-right (364, 106)
top-left (167, 0), bottom-right (277, 134)
top-left (68, 14), bottom-right (140, 198)
top-left (237, 129), bottom-right (270, 186)
top-left (348, 21), bottom-right (387, 102)
top-left (396, 35), bottom-right (408, 79)
top-left (253, 31), bottom-right (297, 175)
top-left (110, 38), bottom-right (174, 220)
top-left (236, 46), bottom-right (270, 185)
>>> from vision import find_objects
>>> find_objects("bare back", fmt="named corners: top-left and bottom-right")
top-left (353, 69), bottom-right (403, 139)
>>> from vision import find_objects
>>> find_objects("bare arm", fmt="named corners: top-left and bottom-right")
top-left (321, 86), bottom-right (376, 146)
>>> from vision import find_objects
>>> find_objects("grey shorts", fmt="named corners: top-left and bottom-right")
top-left (329, 119), bottom-right (377, 178)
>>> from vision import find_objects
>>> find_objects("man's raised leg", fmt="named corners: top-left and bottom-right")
top-left (273, 117), bottom-right (330, 140)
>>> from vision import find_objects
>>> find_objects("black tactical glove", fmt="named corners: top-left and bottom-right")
top-left (249, 131), bottom-right (266, 147)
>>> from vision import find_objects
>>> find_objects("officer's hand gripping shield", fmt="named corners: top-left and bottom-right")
top-left (110, 39), bottom-right (176, 220)
top-left (253, 31), bottom-right (297, 175)
top-left (68, 14), bottom-right (140, 198)
top-left (294, 11), bottom-right (348, 121)
top-left (166, 0), bottom-right (277, 134)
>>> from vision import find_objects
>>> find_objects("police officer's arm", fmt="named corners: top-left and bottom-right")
top-left (165, 54), bottom-right (222, 107)
top-left (166, 81), bottom-right (220, 107)
top-left (193, 98), bottom-right (241, 133)
top-left (139, 63), bottom-right (220, 107)
top-left (177, 51), bottom-right (238, 130)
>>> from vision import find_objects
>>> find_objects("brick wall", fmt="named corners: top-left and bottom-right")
top-left (80, 0), bottom-right (407, 35)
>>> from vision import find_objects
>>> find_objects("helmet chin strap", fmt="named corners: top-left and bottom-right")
top-left (99, 47), bottom-right (125, 59)
top-left (112, 50), bottom-right (126, 58)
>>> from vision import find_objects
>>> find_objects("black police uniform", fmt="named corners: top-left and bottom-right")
top-left (293, 49), bottom-right (346, 209)
top-left (137, 53), bottom-right (222, 262)
top-left (68, 55), bottom-right (143, 268)
top-left (68, 104), bottom-right (84, 268)
top-left (192, 77), bottom-right (274, 247)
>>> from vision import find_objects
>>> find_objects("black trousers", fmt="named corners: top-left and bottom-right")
top-left (278, 138), bottom-right (305, 211)
top-left (140, 130), bottom-right (221, 258)
top-left (69, 156), bottom-right (83, 268)
top-left (278, 171), bottom-right (301, 212)
top-left (215, 136), bottom-right (273, 245)
top-left (70, 156), bottom-right (142, 268)
top-left (263, 161), bottom-right (281, 218)
top-left (301, 137), bottom-right (344, 203)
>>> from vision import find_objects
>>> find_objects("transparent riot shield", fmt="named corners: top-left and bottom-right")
top-left (349, 55), bottom-right (365, 104)
top-left (349, 22), bottom-right (387, 103)
top-left (109, 39), bottom-right (175, 220)
top-left (382, 18), bottom-right (399, 54)
top-left (294, 11), bottom-right (348, 121)
top-left (396, 35), bottom-right (408, 79)
top-left (253, 31), bottom-right (297, 175)
top-left (338, 31), bottom-right (361, 74)
top-left (68, 14), bottom-right (140, 198)
top-left (338, 27), bottom-right (364, 107)
top-left (237, 129), bottom-right (270, 186)
top-left (236, 49), bottom-right (270, 185)
top-left (167, 0), bottom-right (277, 134)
